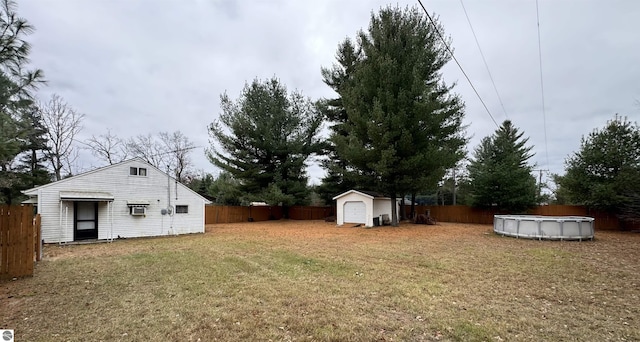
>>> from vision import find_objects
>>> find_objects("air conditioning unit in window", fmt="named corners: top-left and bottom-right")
top-left (130, 207), bottom-right (146, 216)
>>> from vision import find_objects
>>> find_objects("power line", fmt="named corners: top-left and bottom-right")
top-left (416, 0), bottom-right (499, 128)
top-left (535, 0), bottom-right (550, 168)
top-left (459, 0), bottom-right (508, 120)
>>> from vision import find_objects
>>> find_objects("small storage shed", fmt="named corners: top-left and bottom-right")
top-left (333, 190), bottom-right (399, 227)
top-left (22, 158), bottom-right (211, 243)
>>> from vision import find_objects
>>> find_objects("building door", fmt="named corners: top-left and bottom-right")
top-left (344, 201), bottom-right (366, 223)
top-left (74, 201), bottom-right (98, 240)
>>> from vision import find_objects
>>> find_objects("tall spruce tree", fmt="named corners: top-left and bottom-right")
top-left (324, 6), bottom-right (467, 225)
top-left (467, 120), bottom-right (537, 212)
top-left (207, 77), bottom-right (323, 208)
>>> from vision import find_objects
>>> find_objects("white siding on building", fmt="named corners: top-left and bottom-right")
top-left (334, 190), bottom-right (399, 227)
top-left (373, 199), bottom-right (397, 221)
top-left (25, 159), bottom-right (209, 243)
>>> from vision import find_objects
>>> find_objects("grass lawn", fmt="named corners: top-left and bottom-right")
top-left (1, 221), bottom-right (639, 341)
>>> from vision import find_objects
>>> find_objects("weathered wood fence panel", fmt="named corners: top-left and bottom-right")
top-left (205, 205), bottom-right (333, 224)
top-left (409, 205), bottom-right (498, 224)
top-left (289, 206), bottom-right (335, 220)
top-left (205, 206), bottom-right (281, 224)
top-left (410, 205), bottom-right (638, 231)
top-left (1, 205), bottom-right (38, 279)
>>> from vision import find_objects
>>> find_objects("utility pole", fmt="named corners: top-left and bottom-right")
top-left (533, 169), bottom-right (549, 202)
top-left (452, 167), bottom-right (457, 205)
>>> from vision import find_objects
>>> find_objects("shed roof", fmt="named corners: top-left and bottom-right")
top-left (332, 189), bottom-right (390, 201)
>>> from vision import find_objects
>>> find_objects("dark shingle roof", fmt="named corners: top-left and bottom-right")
top-left (354, 190), bottom-right (388, 198)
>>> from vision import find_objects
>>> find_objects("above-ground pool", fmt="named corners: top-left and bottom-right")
top-left (494, 215), bottom-right (594, 241)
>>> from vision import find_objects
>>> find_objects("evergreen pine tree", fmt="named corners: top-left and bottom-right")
top-left (16, 107), bottom-right (51, 189)
top-left (324, 6), bottom-right (467, 225)
top-left (208, 77), bottom-right (323, 208)
top-left (467, 120), bottom-right (537, 212)
top-left (557, 115), bottom-right (640, 225)
top-left (316, 39), bottom-right (362, 203)
top-left (0, 0), bottom-right (44, 203)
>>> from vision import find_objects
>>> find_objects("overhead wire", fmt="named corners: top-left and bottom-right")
top-left (459, 0), bottom-right (509, 120)
top-left (417, 0), bottom-right (499, 128)
top-left (535, 0), bottom-right (550, 169)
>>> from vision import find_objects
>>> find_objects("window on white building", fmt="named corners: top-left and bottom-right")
top-left (129, 167), bottom-right (147, 176)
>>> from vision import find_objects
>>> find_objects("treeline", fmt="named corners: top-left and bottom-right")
top-left (199, 6), bottom-right (639, 227)
top-left (2, 2), bottom-right (638, 227)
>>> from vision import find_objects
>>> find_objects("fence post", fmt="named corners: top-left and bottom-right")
top-left (1, 206), bottom-right (8, 278)
top-left (35, 214), bottom-right (42, 262)
top-left (9, 206), bottom-right (20, 276)
top-left (23, 206), bottom-right (35, 275)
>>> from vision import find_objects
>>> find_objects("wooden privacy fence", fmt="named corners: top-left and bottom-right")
top-left (205, 205), bottom-right (281, 224)
top-left (205, 205), bottom-right (335, 224)
top-left (409, 205), bottom-right (638, 231)
top-left (205, 204), bottom-right (632, 230)
top-left (1, 205), bottom-right (41, 279)
top-left (288, 206), bottom-right (336, 220)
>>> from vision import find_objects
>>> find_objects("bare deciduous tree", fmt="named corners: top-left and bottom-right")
top-left (126, 131), bottom-right (196, 182)
top-left (39, 94), bottom-right (84, 180)
top-left (86, 129), bottom-right (127, 165)
top-left (159, 131), bottom-right (195, 182)
top-left (125, 133), bottom-right (166, 168)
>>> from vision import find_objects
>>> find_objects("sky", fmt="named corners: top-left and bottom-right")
top-left (19, 0), bottom-right (640, 189)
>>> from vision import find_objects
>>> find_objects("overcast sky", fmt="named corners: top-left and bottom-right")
top-left (20, 0), bottom-right (640, 188)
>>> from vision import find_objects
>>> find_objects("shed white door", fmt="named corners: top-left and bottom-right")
top-left (344, 201), bottom-right (366, 223)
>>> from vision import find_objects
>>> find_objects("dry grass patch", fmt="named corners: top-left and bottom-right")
top-left (1, 221), bottom-right (639, 341)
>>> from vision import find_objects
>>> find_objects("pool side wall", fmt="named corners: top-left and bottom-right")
top-left (493, 215), bottom-right (594, 240)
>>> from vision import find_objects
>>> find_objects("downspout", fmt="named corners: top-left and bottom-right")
top-left (66, 205), bottom-right (69, 243)
top-left (59, 201), bottom-right (63, 244)
top-left (167, 166), bottom-right (174, 235)
top-left (38, 189), bottom-right (43, 258)
top-left (109, 201), bottom-right (113, 242)
top-left (174, 178), bottom-right (178, 235)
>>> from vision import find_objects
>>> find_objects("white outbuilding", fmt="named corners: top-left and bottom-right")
top-left (23, 158), bottom-right (211, 243)
top-left (333, 190), bottom-right (400, 227)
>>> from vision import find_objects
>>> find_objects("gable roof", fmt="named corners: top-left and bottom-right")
top-left (332, 189), bottom-right (390, 200)
top-left (23, 157), bottom-right (212, 204)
